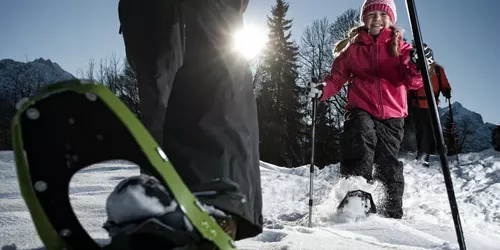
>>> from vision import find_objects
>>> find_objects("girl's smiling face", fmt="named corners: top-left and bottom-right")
top-left (364, 11), bottom-right (392, 36)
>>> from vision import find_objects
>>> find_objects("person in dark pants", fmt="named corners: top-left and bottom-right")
top-left (409, 45), bottom-right (452, 167)
top-left (116, 0), bottom-right (262, 241)
top-left (307, 0), bottom-right (431, 219)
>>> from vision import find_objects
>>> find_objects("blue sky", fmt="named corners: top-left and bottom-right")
top-left (1, 0), bottom-right (499, 124)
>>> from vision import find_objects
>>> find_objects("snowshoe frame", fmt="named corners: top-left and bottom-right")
top-left (11, 79), bottom-right (237, 250)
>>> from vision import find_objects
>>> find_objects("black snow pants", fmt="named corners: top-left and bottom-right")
top-left (117, 0), bottom-right (262, 240)
top-left (339, 109), bottom-right (405, 219)
top-left (414, 107), bottom-right (436, 159)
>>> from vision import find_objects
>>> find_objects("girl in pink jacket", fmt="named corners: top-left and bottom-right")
top-left (308, 0), bottom-right (430, 219)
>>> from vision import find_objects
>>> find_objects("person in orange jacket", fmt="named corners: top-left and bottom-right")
top-left (408, 44), bottom-right (452, 167)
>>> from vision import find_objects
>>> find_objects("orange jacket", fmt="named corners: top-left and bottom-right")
top-left (409, 64), bottom-right (451, 109)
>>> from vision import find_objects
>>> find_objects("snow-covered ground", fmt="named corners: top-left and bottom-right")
top-left (1, 149), bottom-right (500, 250)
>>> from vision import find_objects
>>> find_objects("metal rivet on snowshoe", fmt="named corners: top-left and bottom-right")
top-left (60, 229), bottom-right (71, 237)
top-left (34, 181), bottom-right (47, 192)
top-left (85, 93), bottom-right (97, 101)
top-left (194, 200), bottom-right (208, 213)
top-left (156, 147), bottom-right (169, 161)
top-left (65, 154), bottom-right (78, 167)
top-left (26, 108), bottom-right (40, 120)
top-left (15, 97), bottom-right (29, 110)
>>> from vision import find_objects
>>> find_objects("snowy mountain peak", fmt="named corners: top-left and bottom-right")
top-left (33, 57), bottom-right (52, 64)
top-left (451, 101), bottom-right (462, 109)
top-left (0, 57), bottom-right (75, 88)
top-left (31, 58), bottom-right (66, 74)
top-left (32, 58), bottom-right (56, 69)
top-left (438, 101), bottom-right (495, 153)
top-left (440, 101), bottom-right (483, 124)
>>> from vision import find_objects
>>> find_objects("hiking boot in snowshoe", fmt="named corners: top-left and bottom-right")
top-left (379, 194), bottom-right (403, 219)
top-left (217, 216), bottom-right (238, 240)
top-left (103, 175), bottom-right (234, 250)
top-left (194, 217), bottom-right (238, 250)
top-left (381, 209), bottom-right (403, 219)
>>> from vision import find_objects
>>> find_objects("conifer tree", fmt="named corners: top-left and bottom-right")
top-left (256, 0), bottom-right (306, 167)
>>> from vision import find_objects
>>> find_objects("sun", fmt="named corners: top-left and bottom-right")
top-left (233, 25), bottom-right (267, 60)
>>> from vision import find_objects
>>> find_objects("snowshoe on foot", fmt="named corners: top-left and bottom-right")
top-left (337, 190), bottom-right (377, 216)
top-left (11, 80), bottom-right (237, 250)
top-left (103, 175), bottom-right (237, 250)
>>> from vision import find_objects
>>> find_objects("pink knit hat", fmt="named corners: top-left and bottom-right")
top-left (360, 0), bottom-right (397, 24)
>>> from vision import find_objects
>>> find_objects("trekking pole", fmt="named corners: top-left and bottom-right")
top-left (308, 46), bottom-right (318, 228)
top-left (405, 1), bottom-right (467, 249)
top-left (447, 98), bottom-right (460, 166)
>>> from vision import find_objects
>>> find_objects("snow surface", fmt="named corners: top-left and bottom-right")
top-left (1, 150), bottom-right (500, 249)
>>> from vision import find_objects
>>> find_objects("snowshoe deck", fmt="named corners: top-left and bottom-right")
top-left (11, 80), bottom-right (237, 250)
top-left (337, 190), bottom-right (377, 215)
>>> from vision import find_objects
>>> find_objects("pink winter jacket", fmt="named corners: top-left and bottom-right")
top-left (320, 28), bottom-right (423, 120)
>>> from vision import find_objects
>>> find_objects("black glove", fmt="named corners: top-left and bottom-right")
top-left (410, 43), bottom-right (434, 67)
top-left (442, 88), bottom-right (452, 99)
top-left (306, 80), bottom-right (326, 102)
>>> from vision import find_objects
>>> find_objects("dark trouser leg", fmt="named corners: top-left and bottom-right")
top-left (118, 0), bottom-right (262, 240)
top-left (118, 0), bottom-right (183, 147)
top-left (414, 108), bottom-right (435, 163)
top-left (372, 118), bottom-right (405, 219)
top-left (340, 109), bottom-right (377, 182)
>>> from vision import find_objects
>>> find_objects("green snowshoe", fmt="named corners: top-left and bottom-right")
top-left (11, 79), bottom-right (238, 250)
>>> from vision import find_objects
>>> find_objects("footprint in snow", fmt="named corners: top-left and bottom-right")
top-left (278, 212), bottom-right (306, 222)
top-left (295, 227), bottom-right (314, 234)
top-left (263, 217), bottom-right (284, 229)
top-left (254, 230), bottom-right (288, 243)
top-left (265, 223), bottom-right (284, 230)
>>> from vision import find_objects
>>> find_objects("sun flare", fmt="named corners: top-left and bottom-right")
top-left (233, 25), bottom-right (267, 60)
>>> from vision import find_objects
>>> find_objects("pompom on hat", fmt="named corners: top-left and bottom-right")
top-left (360, 0), bottom-right (397, 24)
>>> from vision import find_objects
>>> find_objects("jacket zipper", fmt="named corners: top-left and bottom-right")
top-left (374, 43), bottom-right (383, 118)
